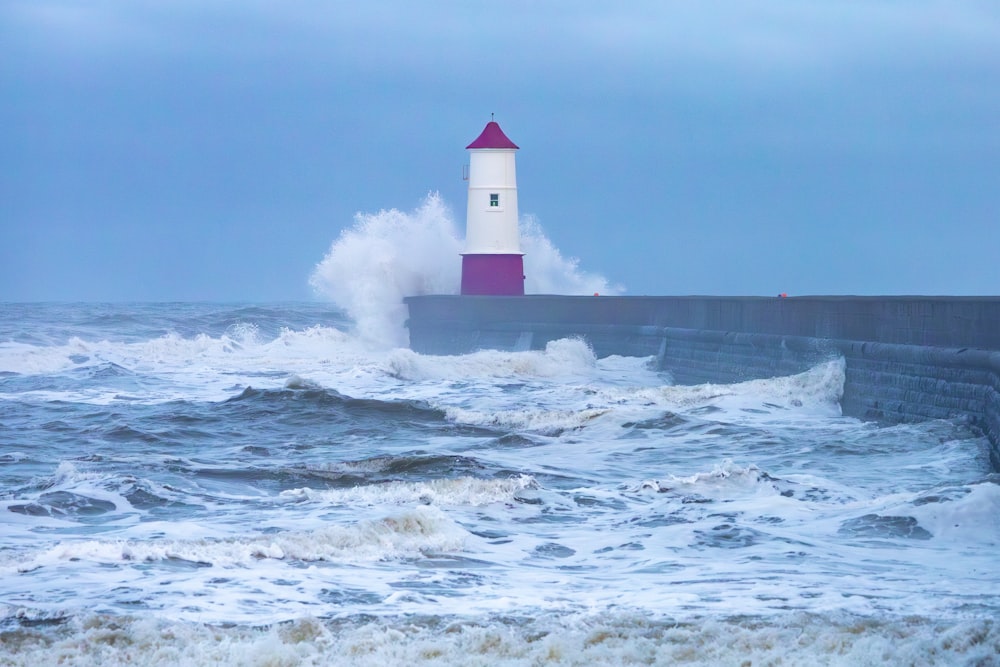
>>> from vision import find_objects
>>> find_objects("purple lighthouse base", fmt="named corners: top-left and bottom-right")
top-left (460, 254), bottom-right (525, 296)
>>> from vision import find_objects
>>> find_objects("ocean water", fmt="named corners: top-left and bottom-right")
top-left (1, 301), bottom-right (998, 666)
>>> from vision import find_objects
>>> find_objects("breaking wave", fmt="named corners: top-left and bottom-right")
top-left (385, 338), bottom-right (598, 381)
top-left (9, 506), bottom-right (467, 571)
top-left (1, 611), bottom-right (996, 667)
top-left (308, 193), bottom-right (620, 347)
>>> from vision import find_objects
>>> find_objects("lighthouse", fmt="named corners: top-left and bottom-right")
top-left (460, 119), bottom-right (525, 295)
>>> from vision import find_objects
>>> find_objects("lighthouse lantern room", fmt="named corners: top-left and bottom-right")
top-left (460, 119), bottom-right (525, 296)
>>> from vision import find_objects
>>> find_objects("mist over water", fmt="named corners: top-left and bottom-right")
top-left (309, 193), bottom-right (620, 346)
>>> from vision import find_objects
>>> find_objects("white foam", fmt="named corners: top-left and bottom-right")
top-left (0, 322), bottom-right (383, 404)
top-left (51, 460), bottom-right (97, 485)
top-left (386, 338), bottom-right (598, 381)
top-left (1, 611), bottom-right (996, 667)
top-left (378, 357), bottom-right (846, 440)
top-left (729, 357), bottom-right (846, 412)
top-left (612, 358), bottom-right (846, 417)
top-left (10, 506), bottom-right (468, 572)
top-left (895, 481), bottom-right (1000, 545)
top-left (445, 405), bottom-right (610, 433)
top-left (280, 475), bottom-right (537, 507)
top-left (0, 339), bottom-right (85, 375)
top-left (635, 460), bottom-right (780, 496)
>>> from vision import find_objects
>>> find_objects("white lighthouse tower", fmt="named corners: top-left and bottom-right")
top-left (461, 119), bottom-right (525, 295)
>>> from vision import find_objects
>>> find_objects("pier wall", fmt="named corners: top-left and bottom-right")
top-left (405, 295), bottom-right (1000, 467)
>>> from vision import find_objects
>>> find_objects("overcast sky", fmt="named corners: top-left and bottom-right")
top-left (2, 1), bottom-right (998, 301)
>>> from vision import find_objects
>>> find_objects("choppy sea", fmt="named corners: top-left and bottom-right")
top-left (2, 302), bottom-right (998, 665)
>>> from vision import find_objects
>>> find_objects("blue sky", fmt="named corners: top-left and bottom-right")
top-left (2, 1), bottom-right (998, 301)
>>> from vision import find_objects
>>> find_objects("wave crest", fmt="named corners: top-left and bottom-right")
top-left (12, 506), bottom-right (467, 571)
top-left (386, 338), bottom-right (597, 381)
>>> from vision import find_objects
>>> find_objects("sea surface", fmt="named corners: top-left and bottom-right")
top-left (1, 302), bottom-right (998, 665)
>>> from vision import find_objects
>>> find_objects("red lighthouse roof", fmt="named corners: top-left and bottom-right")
top-left (466, 121), bottom-right (519, 149)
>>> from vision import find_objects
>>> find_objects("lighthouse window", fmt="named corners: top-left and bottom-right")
top-left (489, 194), bottom-right (499, 207)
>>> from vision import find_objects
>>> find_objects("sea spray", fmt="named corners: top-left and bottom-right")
top-left (309, 193), bottom-right (620, 347)
top-left (519, 214), bottom-right (621, 297)
top-left (309, 193), bottom-right (462, 347)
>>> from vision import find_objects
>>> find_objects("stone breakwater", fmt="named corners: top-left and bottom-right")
top-left (405, 296), bottom-right (1000, 468)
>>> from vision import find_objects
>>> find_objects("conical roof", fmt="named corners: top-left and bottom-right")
top-left (466, 121), bottom-right (519, 149)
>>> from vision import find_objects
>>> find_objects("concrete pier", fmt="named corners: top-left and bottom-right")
top-left (405, 295), bottom-right (1000, 467)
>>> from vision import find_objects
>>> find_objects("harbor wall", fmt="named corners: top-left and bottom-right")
top-left (404, 295), bottom-right (1000, 467)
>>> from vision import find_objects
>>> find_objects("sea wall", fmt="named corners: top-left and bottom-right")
top-left (404, 295), bottom-right (1000, 468)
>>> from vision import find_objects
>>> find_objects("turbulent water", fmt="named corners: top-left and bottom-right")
top-left (1, 302), bottom-right (999, 666)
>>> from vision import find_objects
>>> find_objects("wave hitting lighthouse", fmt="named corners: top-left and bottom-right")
top-left (460, 118), bottom-right (525, 295)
